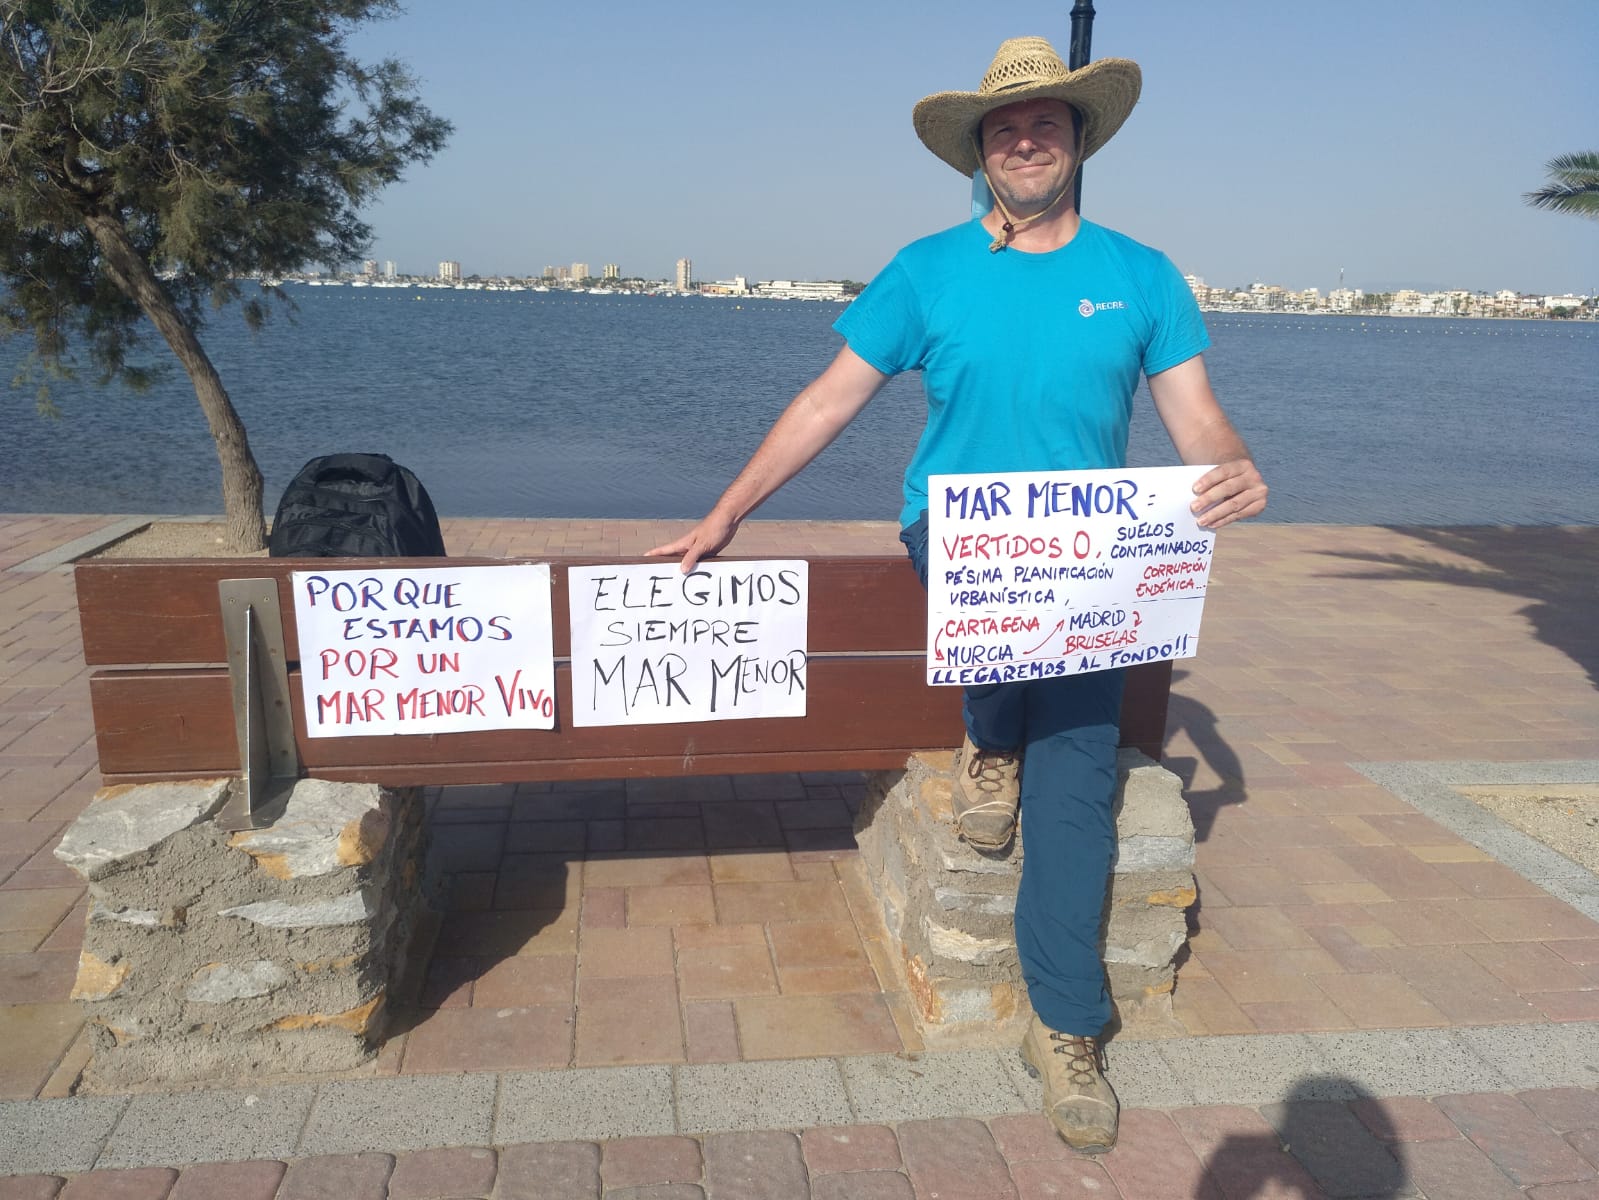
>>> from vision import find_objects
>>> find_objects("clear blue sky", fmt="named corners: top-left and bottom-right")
top-left (350, 0), bottom-right (1597, 295)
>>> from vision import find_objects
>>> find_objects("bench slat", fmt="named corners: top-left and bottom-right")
top-left (88, 658), bottom-right (1170, 783)
top-left (75, 556), bottom-right (930, 666)
top-left (89, 657), bottom-right (964, 779)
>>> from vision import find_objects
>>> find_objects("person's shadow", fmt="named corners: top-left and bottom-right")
top-left (1162, 667), bottom-right (1248, 843)
top-left (1158, 666), bottom-right (1251, 961)
top-left (1200, 1077), bottom-right (1410, 1198)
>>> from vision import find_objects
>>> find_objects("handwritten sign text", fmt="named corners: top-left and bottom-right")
top-left (927, 466), bottom-right (1214, 684)
top-left (292, 565), bottom-right (555, 735)
top-left (568, 561), bottom-right (809, 726)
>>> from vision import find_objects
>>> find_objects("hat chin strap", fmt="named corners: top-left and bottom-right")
top-left (975, 131), bottom-right (1082, 253)
top-left (986, 183), bottom-right (1073, 252)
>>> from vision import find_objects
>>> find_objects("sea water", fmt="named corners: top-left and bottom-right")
top-left (2, 287), bottom-right (1594, 525)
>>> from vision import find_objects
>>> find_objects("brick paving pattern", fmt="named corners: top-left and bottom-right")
top-left (9, 1087), bottom-right (1599, 1196)
top-left (2, 515), bottom-right (1597, 1196)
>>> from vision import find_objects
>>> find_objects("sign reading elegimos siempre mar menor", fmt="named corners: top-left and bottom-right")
top-left (567, 560), bottom-right (809, 726)
top-left (926, 466), bottom-right (1216, 685)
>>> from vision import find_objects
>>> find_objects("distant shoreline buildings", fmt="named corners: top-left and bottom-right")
top-left (297, 260), bottom-right (1594, 317)
top-left (1184, 276), bottom-right (1593, 319)
top-left (282, 254), bottom-right (862, 302)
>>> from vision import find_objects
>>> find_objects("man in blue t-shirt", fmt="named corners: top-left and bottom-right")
top-left (653, 36), bottom-right (1267, 1154)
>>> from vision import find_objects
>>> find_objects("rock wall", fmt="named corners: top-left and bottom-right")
top-left (856, 748), bottom-right (1194, 1046)
top-left (54, 778), bottom-right (427, 1088)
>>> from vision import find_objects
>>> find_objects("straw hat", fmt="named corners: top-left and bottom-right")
top-left (913, 36), bottom-right (1142, 176)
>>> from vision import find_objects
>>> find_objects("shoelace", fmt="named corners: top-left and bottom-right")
top-left (1049, 1032), bottom-right (1104, 1087)
top-left (964, 749), bottom-right (1019, 794)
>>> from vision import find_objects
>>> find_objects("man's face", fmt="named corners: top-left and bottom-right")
top-left (979, 98), bottom-right (1080, 218)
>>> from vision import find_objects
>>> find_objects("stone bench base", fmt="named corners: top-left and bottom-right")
top-left (52, 749), bottom-right (1188, 1084)
top-left (54, 778), bottom-right (427, 1088)
top-left (857, 748), bottom-right (1195, 1047)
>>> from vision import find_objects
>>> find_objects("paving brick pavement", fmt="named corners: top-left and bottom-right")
top-left (4, 1086), bottom-right (1599, 1196)
top-left (1, 515), bottom-right (1597, 1196)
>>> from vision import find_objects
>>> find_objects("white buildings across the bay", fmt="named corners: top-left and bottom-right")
top-left (751, 279), bottom-right (853, 301)
top-left (294, 257), bottom-right (1585, 315)
top-left (1184, 275), bottom-right (1591, 318)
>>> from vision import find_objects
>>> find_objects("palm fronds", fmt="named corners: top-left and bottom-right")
top-left (1524, 152), bottom-right (1599, 221)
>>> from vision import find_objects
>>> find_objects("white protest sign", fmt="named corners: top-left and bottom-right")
top-left (567, 561), bottom-right (808, 726)
top-left (291, 565), bottom-right (555, 736)
top-left (927, 465), bottom-right (1215, 685)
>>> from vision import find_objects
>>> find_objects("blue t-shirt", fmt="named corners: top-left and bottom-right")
top-left (833, 218), bottom-right (1210, 528)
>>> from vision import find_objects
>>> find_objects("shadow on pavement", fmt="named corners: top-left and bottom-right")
top-left (383, 781), bottom-right (869, 1049)
top-left (1204, 1077), bottom-right (1409, 1199)
top-left (1318, 525), bottom-right (1599, 691)
top-left (1160, 668), bottom-right (1247, 960)
top-left (1163, 667), bottom-right (1248, 844)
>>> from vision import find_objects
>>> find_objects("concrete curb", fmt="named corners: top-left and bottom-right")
top-left (6, 516), bottom-right (165, 572)
top-left (1358, 760), bottom-right (1599, 923)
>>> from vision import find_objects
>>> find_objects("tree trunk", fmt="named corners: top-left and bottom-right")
top-left (84, 213), bottom-right (266, 553)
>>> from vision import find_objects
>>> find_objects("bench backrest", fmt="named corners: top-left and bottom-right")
top-left (76, 556), bottom-right (1171, 786)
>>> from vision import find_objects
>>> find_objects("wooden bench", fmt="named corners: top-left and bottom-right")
top-left (64, 554), bottom-right (1188, 1078)
top-left (75, 555), bottom-right (1173, 789)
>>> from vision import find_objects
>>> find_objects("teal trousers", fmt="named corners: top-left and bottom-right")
top-left (901, 512), bottom-right (1123, 1036)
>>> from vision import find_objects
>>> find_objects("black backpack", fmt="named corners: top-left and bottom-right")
top-left (268, 453), bottom-right (447, 558)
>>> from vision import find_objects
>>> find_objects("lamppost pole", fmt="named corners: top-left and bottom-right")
top-left (1069, 0), bottom-right (1096, 213)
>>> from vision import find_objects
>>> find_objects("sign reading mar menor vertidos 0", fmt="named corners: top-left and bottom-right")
top-left (292, 565), bottom-right (555, 736)
top-left (567, 561), bottom-right (809, 726)
top-left (927, 466), bottom-right (1215, 685)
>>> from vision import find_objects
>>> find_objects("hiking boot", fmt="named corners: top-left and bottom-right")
top-left (951, 733), bottom-right (1021, 849)
top-left (1019, 1015), bottom-right (1119, 1154)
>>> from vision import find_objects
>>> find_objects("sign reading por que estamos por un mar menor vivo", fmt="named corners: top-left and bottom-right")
top-left (292, 564), bottom-right (555, 736)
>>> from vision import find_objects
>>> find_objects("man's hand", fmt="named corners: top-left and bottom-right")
top-left (1148, 356), bottom-right (1268, 530)
top-left (1191, 459), bottom-right (1268, 529)
top-left (647, 511), bottom-right (740, 573)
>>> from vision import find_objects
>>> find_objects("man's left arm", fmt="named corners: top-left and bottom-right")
top-left (1148, 355), bottom-right (1268, 530)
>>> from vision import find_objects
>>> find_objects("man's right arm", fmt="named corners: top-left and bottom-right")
top-left (647, 345), bottom-right (890, 571)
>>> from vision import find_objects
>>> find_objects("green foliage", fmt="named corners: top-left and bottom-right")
top-left (1524, 152), bottom-right (1599, 222)
top-left (0, 0), bottom-right (452, 393)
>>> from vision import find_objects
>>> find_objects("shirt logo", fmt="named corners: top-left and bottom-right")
top-left (1078, 298), bottom-right (1095, 318)
top-left (1079, 298), bottom-right (1129, 318)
